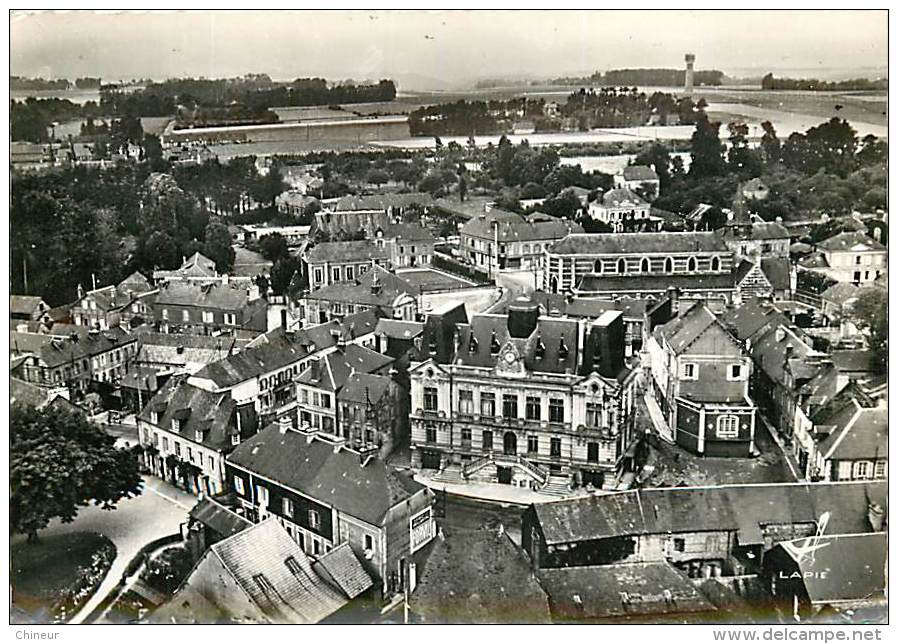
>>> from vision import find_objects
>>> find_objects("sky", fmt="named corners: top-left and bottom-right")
top-left (10, 10), bottom-right (889, 89)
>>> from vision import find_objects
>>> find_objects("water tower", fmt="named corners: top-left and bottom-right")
top-left (684, 53), bottom-right (696, 95)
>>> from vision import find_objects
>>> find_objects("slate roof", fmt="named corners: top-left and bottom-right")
top-left (10, 327), bottom-right (136, 368)
top-left (337, 372), bottom-right (394, 404)
top-left (296, 344), bottom-right (394, 392)
top-left (601, 187), bottom-right (649, 208)
top-left (10, 295), bottom-right (47, 317)
top-left (311, 211), bottom-right (391, 239)
top-left (760, 257), bottom-right (792, 290)
top-left (334, 192), bottom-right (432, 212)
top-left (622, 165), bottom-right (659, 182)
top-left (720, 298), bottom-right (790, 342)
top-left (374, 318), bottom-right (424, 340)
top-left (653, 303), bottom-right (732, 355)
top-left (411, 528), bottom-right (551, 624)
top-left (718, 221), bottom-right (790, 242)
top-left (829, 350), bottom-right (876, 374)
top-left (227, 426), bottom-right (426, 525)
top-left (814, 394), bottom-right (887, 462)
top-left (461, 210), bottom-right (583, 243)
top-left (305, 240), bottom-right (390, 264)
top-left (311, 542), bottom-right (374, 599)
top-left (154, 281), bottom-right (255, 311)
top-left (577, 272), bottom-right (735, 294)
top-left (454, 313), bottom-right (582, 376)
top-left (818, 231), bottom-right (886, 253)
top-left (139, 377), bottom-right (254, 452)
top-left (10, 377), bottom-right (54, 408)
top-left (189, 497), bottom-right (252, 538)
top-left (750, 323), bottom-right (822, 386)
top-left (550, 231), bottom-right (729, 256)
top-left (530, 480), bottom-right (887, 546)
top-left (506, 292), bottom-right (648, 321)
top-left (539, 562), bottom-right (717, 622)
top-left (304, 265), bottom-right (413, 307)
top-left (376, 222), bottom-right (435, 242)
top-left (80, 272), bottom-right (155, 312)
top-left (779, 532), bottom-right (887, 604)
top-left (209, 519), bottom-right (347, 623)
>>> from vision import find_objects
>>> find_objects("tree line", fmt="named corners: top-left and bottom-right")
top-left (551, 68), bottom-right (725, 87)
top-left (761, 73), bottom-right (887, 91)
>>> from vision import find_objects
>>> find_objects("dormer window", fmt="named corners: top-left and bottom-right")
top-left (468, 332), bottom-right (478, 353)
top-left (558, 337), bottom-right (569, 361)
top-left (150, 411), bottom-right (159, 425)
top-left (231, 434), bottom-right (240, 446)
top-left (171, 419), bottom-right (182, 433)
top-left (534, 334), bottom-right (546, 360)
top-left (194, 428), bottom-right (204, 442)
top-left (489, 330), bottom-right (501, 354)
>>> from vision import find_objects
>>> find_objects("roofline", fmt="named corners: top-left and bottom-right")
top-left (820, 401), bottom-right (864, 461)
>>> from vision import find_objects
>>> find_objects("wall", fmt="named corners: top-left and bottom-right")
top-left (178, 550), bottom-right (267, 622)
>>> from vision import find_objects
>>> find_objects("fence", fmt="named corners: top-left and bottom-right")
top-left (432, 252), bottom-right (491, 285)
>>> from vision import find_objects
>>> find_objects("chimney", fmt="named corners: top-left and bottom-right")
top-left (222, 274), bottom-right (229, 286)
top-left (666, 286), bottom-right (680, 313)
top-left (453, 328), bottom-right (461, 357)
top-left (584, 310), bottom-right (625, 378)
top-left (280, 308), bottom-right (288, 330)
top-left (277, 416), bottom-right (291, 435)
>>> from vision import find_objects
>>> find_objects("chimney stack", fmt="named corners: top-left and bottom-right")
top-left (583, 310), bottom-right (625, 378)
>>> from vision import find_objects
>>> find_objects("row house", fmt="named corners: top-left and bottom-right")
top-left (226, 425), bottom-right (436, 599)
top-left (295, 340), bottom-right (395, 438)
top-left (408, 298), bottom-right (638, 492)
top-left (545, 232), bottom-right (736, 308)
top-left (153, 279), bottom-right (268, 338)
top-left (186, 310), bottom-right (380, 426)
top-left (138, 376), bottom-right (259, 495)
top-left (460, 209), bottom-right (582, 275)
top-left (10, 325), bottom-right (138, 396)
top-left (644, 303), bottom-right (757, 457)
top-left (72, 271), bottom-right (157, 330)
top-left (337, 372), bottom-right (403, 455)
top-left (522, 481), bottom-right (887, 578)
top-left (300, 266), bottom-right (417, 326)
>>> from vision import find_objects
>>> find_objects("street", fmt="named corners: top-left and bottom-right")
top-left (15, 476), bottom-right (197, 624)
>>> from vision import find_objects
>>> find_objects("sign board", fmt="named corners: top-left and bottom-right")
top-left (410, 507), bottom-right (435, 554)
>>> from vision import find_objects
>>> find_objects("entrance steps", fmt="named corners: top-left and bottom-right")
top-left (539, 475), bottom-right (573, 498)
top-left (430, 465), bottom-right (463, 484)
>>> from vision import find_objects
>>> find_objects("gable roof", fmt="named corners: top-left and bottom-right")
top-left (750, 322), bottom-right (823, 386)
top-left (601, 187), bottom-right (649, 208)
top-left (720, 298), bottom-right (790, 342)
top-left (227, 426), bottom-right (426, 525)
top-left (821, 282), bottom-right (861, 306)
top-left (759, 257), bottom-right (792, 290)
top-left (461, 209), bottom-right (583, 243)
top-left (311, 542), bottom-right (373, 599)
top-left (305, 240), bottom-right (390, 264)
top-left (814, 391), bottom-right (887, 462)
top-left (154, 281), bottom-right (255, 311)
top-left (10, 295), bottom-right (47, 317)
top-left (296, 344), bottom-right (394, 392)
top-left (209, 519), bottom-right (346, 623)
top-left (334, 192), bottom-right (432, 212)
top-left (374, 318), bottom-right (424, 340)
top-left (653, 303), bottom-right (738, 356)
top-left (530, 480), bottom-right (887, 546)
top-left (337, 372), bottom-right (394, 404)
top-left (549, 231), bottom-right (729, 256)
top-left (189, 496), bottom-right (252, 538)
top-left (818, 231), bottom-right (886, 253)
top-left (304, 265), bottom-right (413, 307)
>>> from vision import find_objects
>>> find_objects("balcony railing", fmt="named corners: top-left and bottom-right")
top-left (461, 452), bottom-right (549, 486)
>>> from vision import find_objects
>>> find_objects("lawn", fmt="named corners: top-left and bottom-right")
top-left (11, 531), bottom-right (116, 624)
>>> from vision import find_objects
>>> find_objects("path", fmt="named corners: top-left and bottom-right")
top-left (19, 476), bottom-right (196, 624)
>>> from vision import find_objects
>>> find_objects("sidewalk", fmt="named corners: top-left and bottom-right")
top-left (413, 472), bottom-right (592, 506)
top-left (757, 414), bottom-right (801, 482)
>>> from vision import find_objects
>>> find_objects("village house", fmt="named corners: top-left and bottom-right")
top-left (613, 165), bottom-right (661, 201)
top-left (521, 480), bottom-right (887, 577)
top-left (304, 240), bottom-right (391, 290)
top-left (546, 232), bottom-right (736, 307)
top-left (734, 257), bottom-right (795, 302)
top-left (152, 279), bottom-right (268, 338)
top-left (300, 266), bottom-right (418, 326)
top-left (153, 251), bottom-right (221, 284)
top-left (741, 178), bottom-right (770, 201)
top-left (409, 297), bottom-right (639, 493)
top-left (336, 372), bottom-right (404, 454)
top-left (587, 187), bottom-right (657, 232)
top-left (644, 302), bottom-right (757, 456)
top-left (10, 325), bottom-right (138, 397)
top-left (332, 192), bottom-right (433, 220)
top-left (805, 231), bottom-right (887, 286)
top-left (155, 519), bottom-right (365, 624)
top-left (275, 191), bottom-right (319, 217)
top-left (716, 199), bottom-right (791, 261)
top-left (72, 271), bottom-right (157, 330)
top-left (10, 295), bottom-right (50, 322)
top-left (294, 339), bottom-right (395, 438)
top-left (133, 329), bottom-right (250, 375)
top-left (226, 425), bottom-right (437, 599)
top-left (138, 375), bottom-right (259, 495)
top-left (186, 310), bottom-right (380, 426)
top-left (460, 209), bottom-right (582, 275)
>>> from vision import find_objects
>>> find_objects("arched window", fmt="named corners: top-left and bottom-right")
top-left (711, 256), bottom-right (721, 271)
top-left (617, 258), bottom-right (626, 275)
top-left (640, 257), bottom-right (650, 274)
top-left (594, 259), bottom-right (603, 274)
top-left (716, 415), bottom-right (739, 438)
top-left (687, 256), bottom-right (697, 272)
top-left (664, 257), bottom-right (674, 273)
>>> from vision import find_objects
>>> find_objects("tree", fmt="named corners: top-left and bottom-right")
top-left (689, 113), bottom-right (726, 178)
top-left (851, 288), bottom-right (887, 373)
top-left (760, 121), bottom-right (781, 165)
top-left (202, 221), bottom-right (235, 273)
top-left (367, 168), bottom-right (390, 186)
top-left (539, 190), bottom-right (582, 219)
top-left (256, 232), bottom-right (289, 262)
top-left (11, 404), bottom-right (142, 541)
top-left (727, 122), bottom-right (763, 178)
top-left (250, 165), bottom-right (286, 208)
top-left (458, 174), bottom-right (467, 202)
top-left (270, 256), bottom-right (302, 296)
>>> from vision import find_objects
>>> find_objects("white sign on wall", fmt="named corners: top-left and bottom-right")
top-left (410, 507), bottom-right (435, 554)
